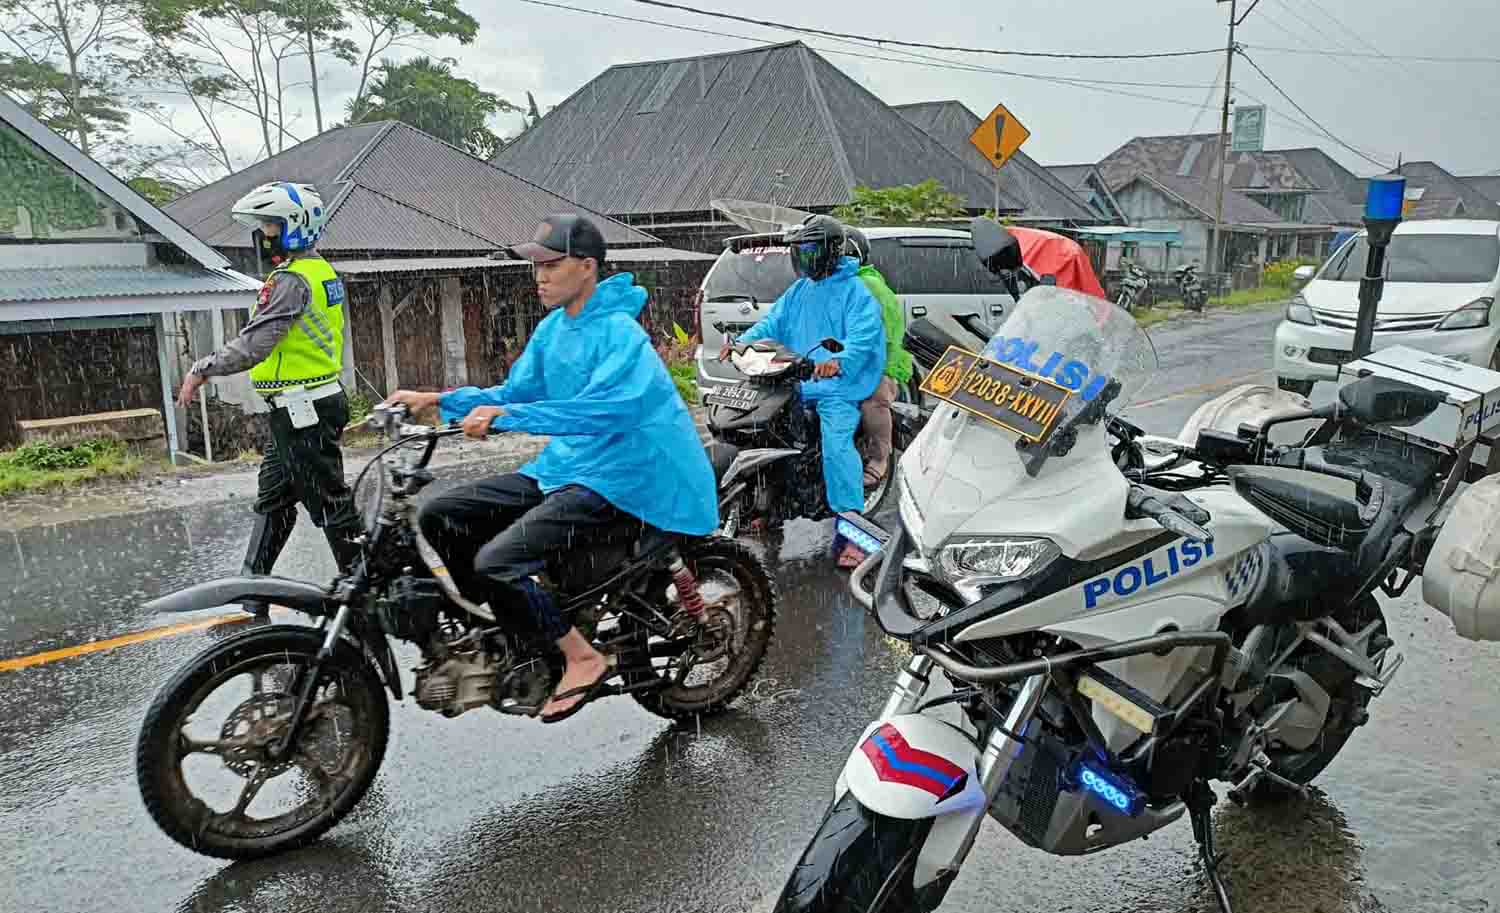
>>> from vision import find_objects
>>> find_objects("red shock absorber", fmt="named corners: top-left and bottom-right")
top-left (669, 556), bottom-right (708, 622)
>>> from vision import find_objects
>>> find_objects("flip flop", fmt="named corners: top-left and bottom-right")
top-left (539, 658), bottom-right (615, 724)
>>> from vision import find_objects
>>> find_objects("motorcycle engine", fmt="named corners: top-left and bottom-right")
top-left (414, 649), bottom-right (498, 717)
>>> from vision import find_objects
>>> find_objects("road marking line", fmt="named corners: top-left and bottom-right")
top-left (0, 612), bottom-right (274, 673)
top-left (1130, 369), bottom-right (1274, 409)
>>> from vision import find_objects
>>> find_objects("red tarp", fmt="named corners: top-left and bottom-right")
top-left (1007, 226), bottom-right (1107, 299)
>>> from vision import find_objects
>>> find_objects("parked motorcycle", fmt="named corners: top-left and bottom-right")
top-left (706, 336), bottom-right (921, 536)
top-left (769, 217), bottom-right (1498, 913)
top-left (135, 404), bottom-right (777, 860)
top-left (1176, 261), bottom-right (1208, 311)
top-left (1115, 259), bottom-right (1150, 313)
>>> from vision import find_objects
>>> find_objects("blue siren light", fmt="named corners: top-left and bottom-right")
top-left (835, 517), bottom-right (884, 557)
top-left (1364, 175), bottom-right (1406, 221)
top-left (1074, 758), bottom-right (1145, 817)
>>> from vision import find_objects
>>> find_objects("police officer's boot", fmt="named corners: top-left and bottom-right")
top-left (240, 508), bottom-right (296, 617)
top-left (323, 521), bottom-right (365, 577)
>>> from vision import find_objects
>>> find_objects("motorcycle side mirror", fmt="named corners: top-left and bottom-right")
top-left (970, 217), bottom-right (1023, 274)
top-left (1338, 374), bottom-right (1447, 427)
top-left (821, 337), bottom-right (845, 353)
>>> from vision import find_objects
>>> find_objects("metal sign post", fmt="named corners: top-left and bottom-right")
top-left (1352, 175), bottom-right (1406, 358)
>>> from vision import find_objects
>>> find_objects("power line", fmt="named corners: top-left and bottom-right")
top-left (626, 0), bottom-right (1223, 60)
top-left (1242, 43), bottom-right (1500, 64)
top-left (1188, 57), bottom-right (1225, 134)
top-left (1252, 6), bottom-right (1368, 80)
top-left (1300, 0), bottom-right (1420, 79)
top-left (516, 0), bottom-right (1217, 95)
top-left (1235, 49), bottom-right (1392, 170)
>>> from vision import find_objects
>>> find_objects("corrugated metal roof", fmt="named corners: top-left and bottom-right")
top-left (1462, 175), bottom-right (1500, 204)
top-left (494, 43), bottom-right (1008, 216)
top-left (892, 101), bottom-right (1098, 222)
top-left (1395, 162), bottom-right (1500, 221)
top-left (164, 121), bottom-right (660, 254)
top-left (332, 247), bottom-right (716, 275)
top-left (1098, 134), bottom-right (1320, 196)
top-left (0, 265), bottom-right (262, 303)
top-left (1130, 173), bottom-right (1294, 227)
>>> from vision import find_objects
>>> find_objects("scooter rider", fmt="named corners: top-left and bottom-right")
top-left (843, 225), bottom-right (912, 491)
top-left (384, 214), bottom-right (718, 723)
top-left (719, 215), bottom-right (885, 517)
top-left (176, 181), bottom-right (363, 616)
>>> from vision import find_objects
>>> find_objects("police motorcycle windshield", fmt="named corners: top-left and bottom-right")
top-left (898, 286), bottom-right (1158, 594)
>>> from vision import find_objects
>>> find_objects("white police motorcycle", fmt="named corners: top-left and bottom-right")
top-left (770, 220), bottom-right (1500, 913)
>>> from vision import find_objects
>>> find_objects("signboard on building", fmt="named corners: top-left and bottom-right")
top-left (1230, 105), bottom-right (1266, 152)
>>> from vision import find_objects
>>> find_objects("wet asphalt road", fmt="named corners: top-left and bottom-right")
top-left (3, 306), bottom-right (1498, 913)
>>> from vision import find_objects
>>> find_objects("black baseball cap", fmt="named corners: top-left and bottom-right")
top-left (504, 213), bottom-right (607, 264)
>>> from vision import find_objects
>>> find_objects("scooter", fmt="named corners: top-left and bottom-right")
top-left (1115, 259), bottom-right (1150, 313)
top-left (1176, 261), bottom-right (1207, 312)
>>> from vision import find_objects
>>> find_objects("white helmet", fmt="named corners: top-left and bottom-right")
top-left (230, 181), bottom-right (327, 252)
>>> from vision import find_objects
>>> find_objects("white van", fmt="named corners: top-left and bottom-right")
top-left (695, 226), bottom-right (1016, 400)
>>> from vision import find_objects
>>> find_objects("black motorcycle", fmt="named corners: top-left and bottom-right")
top-left (705, 336), bottom-right (922, 536)
top-left (135, 404), bottom-right (777, 860)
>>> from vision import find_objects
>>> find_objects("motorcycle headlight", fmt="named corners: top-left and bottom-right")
top-left (1285, 296), bottom-right (1317, 326)
top-left (934, 536), bottom-right (1060, 603)
top-left (1437, 297), bottom-right (1494, 331)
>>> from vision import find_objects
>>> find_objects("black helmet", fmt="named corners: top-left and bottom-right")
top-left (785, 214), bottom-right (846, 281)
top-left (844, 225), bottom-right (871, 264)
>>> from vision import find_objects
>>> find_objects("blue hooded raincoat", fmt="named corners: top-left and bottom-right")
top-left (738, 256), bottom-right (885, 512)
top-left (438, 273), bottom-right (718, 535)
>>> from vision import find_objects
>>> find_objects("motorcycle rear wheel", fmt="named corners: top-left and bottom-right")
top-left (136, 624), bottom-right (389, 859)
top-left (623, 537), bottom-right (777, 720)
top-left (773, 793), bottom-right (949, 913)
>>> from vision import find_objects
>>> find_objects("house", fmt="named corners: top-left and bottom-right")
top-left (1110, 171), bottom-right (1330, 272)
top-left (1462, 175), bottom-right (1500, 205)
top-left (167, 121), bottom-right (710, 399)
top-left (891, 101), bottom-right (1108, 227)
top-left (1048, 164), bottom-right (1127, 224)
top-left (1390, 162), bottom-right (1500, 220)
top-left (1271, 147), bottom-right (1366, 228)
top-left (492, 42), bottom-right (1022, 252)
top-left (1097, 133), bottom-right (1339, 270)
top-left (0, 91), bottom-right (261, 452)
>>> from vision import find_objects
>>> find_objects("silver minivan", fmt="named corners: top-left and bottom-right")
top-left (695, 226), bottom-right (1015, 401)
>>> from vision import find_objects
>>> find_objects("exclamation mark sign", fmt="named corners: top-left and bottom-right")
top-left (994, 113), bottom-right (1006, 164)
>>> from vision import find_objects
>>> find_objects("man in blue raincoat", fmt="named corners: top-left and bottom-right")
top-left (385, 214), bottom-right (717, 723)
top-left (722, 215), bottom-right (885, 517)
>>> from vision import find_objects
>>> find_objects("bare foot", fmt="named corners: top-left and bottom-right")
top-left (542, 652), bottom-right (610, 718)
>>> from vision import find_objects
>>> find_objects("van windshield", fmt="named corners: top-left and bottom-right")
top-left (704, 241), bottom-right (797, 304)
top-left (1320, 234), bottom-right (1500, 283)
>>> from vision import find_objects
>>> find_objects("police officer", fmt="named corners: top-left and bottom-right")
top-left (177, 180), bottom-right (362, 615)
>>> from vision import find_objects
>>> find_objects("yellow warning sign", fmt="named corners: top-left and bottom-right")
top-left (969, 103), bottom-right (1032, 170)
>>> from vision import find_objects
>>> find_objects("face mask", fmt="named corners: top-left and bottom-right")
top-left (252, 226), bottom-right (288, 267)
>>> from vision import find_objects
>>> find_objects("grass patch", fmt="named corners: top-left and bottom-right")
top-left (0, 439), bottom-right (143, 497)
top-left (1209, 286), bottom-right (1291, 309)
top-left (1131, 286), bottom-right (1289, 329)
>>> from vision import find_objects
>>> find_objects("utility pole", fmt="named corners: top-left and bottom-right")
top-left (1209, 0), bottom-right (1237, 280)
top-left (1210, 0), bottom-right (1259, 280)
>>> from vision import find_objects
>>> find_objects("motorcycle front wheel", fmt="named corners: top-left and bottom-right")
top-left (773, 793), bottom-right (950, 913)
top-left (136, 623), bottom-right (389, 859)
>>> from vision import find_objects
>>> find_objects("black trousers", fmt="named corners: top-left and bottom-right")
top-left (417, 474), bottom-right (633, 640)
top-left (248, 389), bottom-right (361, 574)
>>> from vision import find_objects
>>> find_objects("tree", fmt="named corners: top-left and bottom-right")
top-left (343, 0), bottom-right (478, 117)
top-left (127, 174), bottom-right (188, 204)
top-left (280, 0), bottom-right (357, 134)
top-left (0, 0), bottom-right (138, 156)
top-left (832, 179), bottom-right (967, 225)
top-left (349, 55), bottom-right (518, 158)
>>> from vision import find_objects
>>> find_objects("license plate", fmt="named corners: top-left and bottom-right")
top-left (919, 345), bottom-right (1072, 444)
top-left (706, 384), bottom-right (761, 410)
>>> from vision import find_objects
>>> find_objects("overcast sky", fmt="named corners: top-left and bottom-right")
top-left (137, 0), bottom-right (1500, 181)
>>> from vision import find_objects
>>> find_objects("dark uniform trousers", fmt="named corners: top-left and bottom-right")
top-left (242, 389), bottom-right (363, 587)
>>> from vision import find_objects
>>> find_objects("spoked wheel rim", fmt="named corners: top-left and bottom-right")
top-left (159, 653), bottom-right (376, 845)
top-left (635, 549), bottom-right (773, 710)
